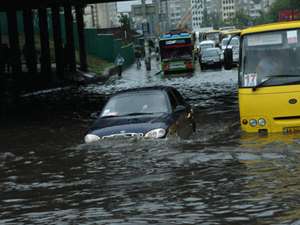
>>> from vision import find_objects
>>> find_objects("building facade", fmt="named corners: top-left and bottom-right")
top-left (130, 3), bottom-right (157, 37)
top-left (222, 0), bottom-right (237, 21)
top-left (84, 3), bottom-right (119, 29)
top-left (191, 0), bottom-right (204, 31)
top-left (167, 0), bottom-right (191, 30)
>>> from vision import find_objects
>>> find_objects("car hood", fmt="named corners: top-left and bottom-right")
top-left (88, 113), bottom-right (174, 137)
top-left (202, 56), bottom-right (220, 61)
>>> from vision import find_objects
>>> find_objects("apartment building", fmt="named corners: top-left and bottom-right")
top-left (191, 0), bottom-right (221, 31)
top-left (131, 3), bottom-right (157, 36)
top-left (238, 0), bottom-right (276, 18)
top-left (84, 3), bottom-right (119, 29)
top-left (167, 0), bottom-right (191, 30)
top-left (222, 0), bottom-right (236, 21)
top-left (191, 0), bottom-right (204, 31)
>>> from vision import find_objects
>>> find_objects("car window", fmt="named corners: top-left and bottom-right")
top-left (167, 91), bottom-right (177, 110)
top-left (172, 89), bottom-right (185, 105)
top-left (203, 49), bottom-right (218, 57)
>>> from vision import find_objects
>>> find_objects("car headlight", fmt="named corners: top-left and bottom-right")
top-left (249, 119), bottom-right (257, 127)
top-left (145, 128), bottom-right (166, 138)
top-left (258, 118), bottom-right (266, 126)
top-left (84, 134), bottom-right (100, 143)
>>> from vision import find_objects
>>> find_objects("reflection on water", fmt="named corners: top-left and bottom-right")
top-left (1, 62), bottom-right (300, 224)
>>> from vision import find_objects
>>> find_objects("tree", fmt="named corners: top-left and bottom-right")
top-left (268, 0), bottom-right (300, 22)
top-left (233, 10), bottom-right (252, 27)
top-left (202, 6), bottom-right (210, 27)
top-left (211, 12), bottom-right (225, 30)
top-left (118, 13), bottom-right (131, 41)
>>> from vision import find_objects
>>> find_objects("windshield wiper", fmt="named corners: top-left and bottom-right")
top-left (100, 115), bottom-right (119, 118)
top-left (252, 75), bottom-right (300, 91)
top-left (122, 112), bottom-right (155, 116)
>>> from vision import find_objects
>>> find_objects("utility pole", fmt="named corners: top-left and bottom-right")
top-left (141, 0), bottom-right (151, 71)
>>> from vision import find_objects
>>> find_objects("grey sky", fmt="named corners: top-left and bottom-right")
top-left (117, 0), bottom-right (152, 12)
top-left (117, 1), bottom-right (140, 12)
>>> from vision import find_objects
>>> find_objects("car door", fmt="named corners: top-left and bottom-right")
top-left (168, 89), bottom-right (193, 138)
top-left (172, 89), bottom-right (195, 136)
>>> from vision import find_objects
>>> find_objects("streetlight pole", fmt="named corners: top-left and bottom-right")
top-left (141, 0), bottom-right (151, 70)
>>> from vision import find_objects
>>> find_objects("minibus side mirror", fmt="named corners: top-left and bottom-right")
top-left (223, 48), bottom-right (233, 70)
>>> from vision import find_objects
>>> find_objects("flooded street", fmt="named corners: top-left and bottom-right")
top-left (2, 60), bottom-right (300, 225)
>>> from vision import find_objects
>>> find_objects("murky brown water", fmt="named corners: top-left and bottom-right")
top-left (1, 61), bottom-right (300, 225)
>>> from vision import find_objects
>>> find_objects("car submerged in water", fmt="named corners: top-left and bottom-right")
top-left (84, 86), bottom-right (196, 143)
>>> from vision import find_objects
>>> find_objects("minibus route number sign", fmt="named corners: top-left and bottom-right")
top-left (244, 73), bottom-right (257, 87)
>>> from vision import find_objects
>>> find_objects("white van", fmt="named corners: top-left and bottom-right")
top-left (198, 40), bottom-right (216, 54)
top-left (221, 37), bottom-right (240, 63)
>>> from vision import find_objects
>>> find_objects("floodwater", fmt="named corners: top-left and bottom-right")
top-left (1, 60), bottom-right (300, 225)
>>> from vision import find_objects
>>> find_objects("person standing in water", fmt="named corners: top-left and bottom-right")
top-left (114, 53), bottom-right (125, 76)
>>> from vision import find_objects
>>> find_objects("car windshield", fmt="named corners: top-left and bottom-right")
top-left (222, 39), bottom-right (229, 46)
top-left (200, 43), bottom-right (214, 50)
top-left (240, 29), bottom-right (300, 88)
top-left (101, 91), bottom-right (170, 117)
top-left (202, 49), bottom-right (219, 57)
top-left (206, 32), bottom-right (219, 42)
top-left (222, 38), bottom-right (239, 48)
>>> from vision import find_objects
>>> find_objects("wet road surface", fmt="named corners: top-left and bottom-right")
top-left (1, 60), bottom-right (300, 224)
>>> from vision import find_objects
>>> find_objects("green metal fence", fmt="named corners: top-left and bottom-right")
top-left (0, 11), bottom-right (134, 67)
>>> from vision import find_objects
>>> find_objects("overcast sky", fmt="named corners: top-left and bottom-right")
top-left (117, 0), bottom-right (152, 12)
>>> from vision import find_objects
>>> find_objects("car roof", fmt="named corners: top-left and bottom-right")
top-left (200, 40), bottom-right (215, 45)
top-left (112, 86), bottom-right (176, 96)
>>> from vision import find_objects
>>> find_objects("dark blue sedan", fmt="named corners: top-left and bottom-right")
top-left (84, 86), bottom-right (195, 143)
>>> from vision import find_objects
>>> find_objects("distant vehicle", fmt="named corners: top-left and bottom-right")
top-left (198, 40), bottom-right (216, 53)
top-left (200, 47), bottom-right (222, 70)
top-left (84, 86), bottom-right (195, 143)
top-left (221, 37), bottom-right (240, 63)
top-left (159, 32), bottom-right (195, 73)
top-left (223, 20), bottom-right (300, 133)
top-left (203, 30), bottom-right (221, 46)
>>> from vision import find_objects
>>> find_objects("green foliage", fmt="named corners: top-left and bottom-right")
top-left (210, 12), bottom-right (225, 29)
top-left (202, 7), bottom-right (210, 27)
top-left (118, 13), bottom-right (130, 30)
top-left (229, 0), bottom-right (300, 27)
top-left (234, 10), bottom-right (252, 27)
top-left (268, 0), bottom-right (300, 22)
top-left (118, 13), bottom-right (131, 42)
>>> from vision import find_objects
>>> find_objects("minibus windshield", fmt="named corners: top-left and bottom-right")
top-left (239, 29), bottom-right (300, 88)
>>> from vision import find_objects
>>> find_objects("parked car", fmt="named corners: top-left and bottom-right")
top-left (200, 47), bottom-right (222, 70)
top-left (84, 86), bottom-right (196, 143)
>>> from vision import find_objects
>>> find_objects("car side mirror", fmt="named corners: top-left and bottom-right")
top-left (224, 48), bottom-right (233, 70)
top-left (90, 111), bottom-right (100, 119)
top-left (175, 105), bottom-right (186, 112)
